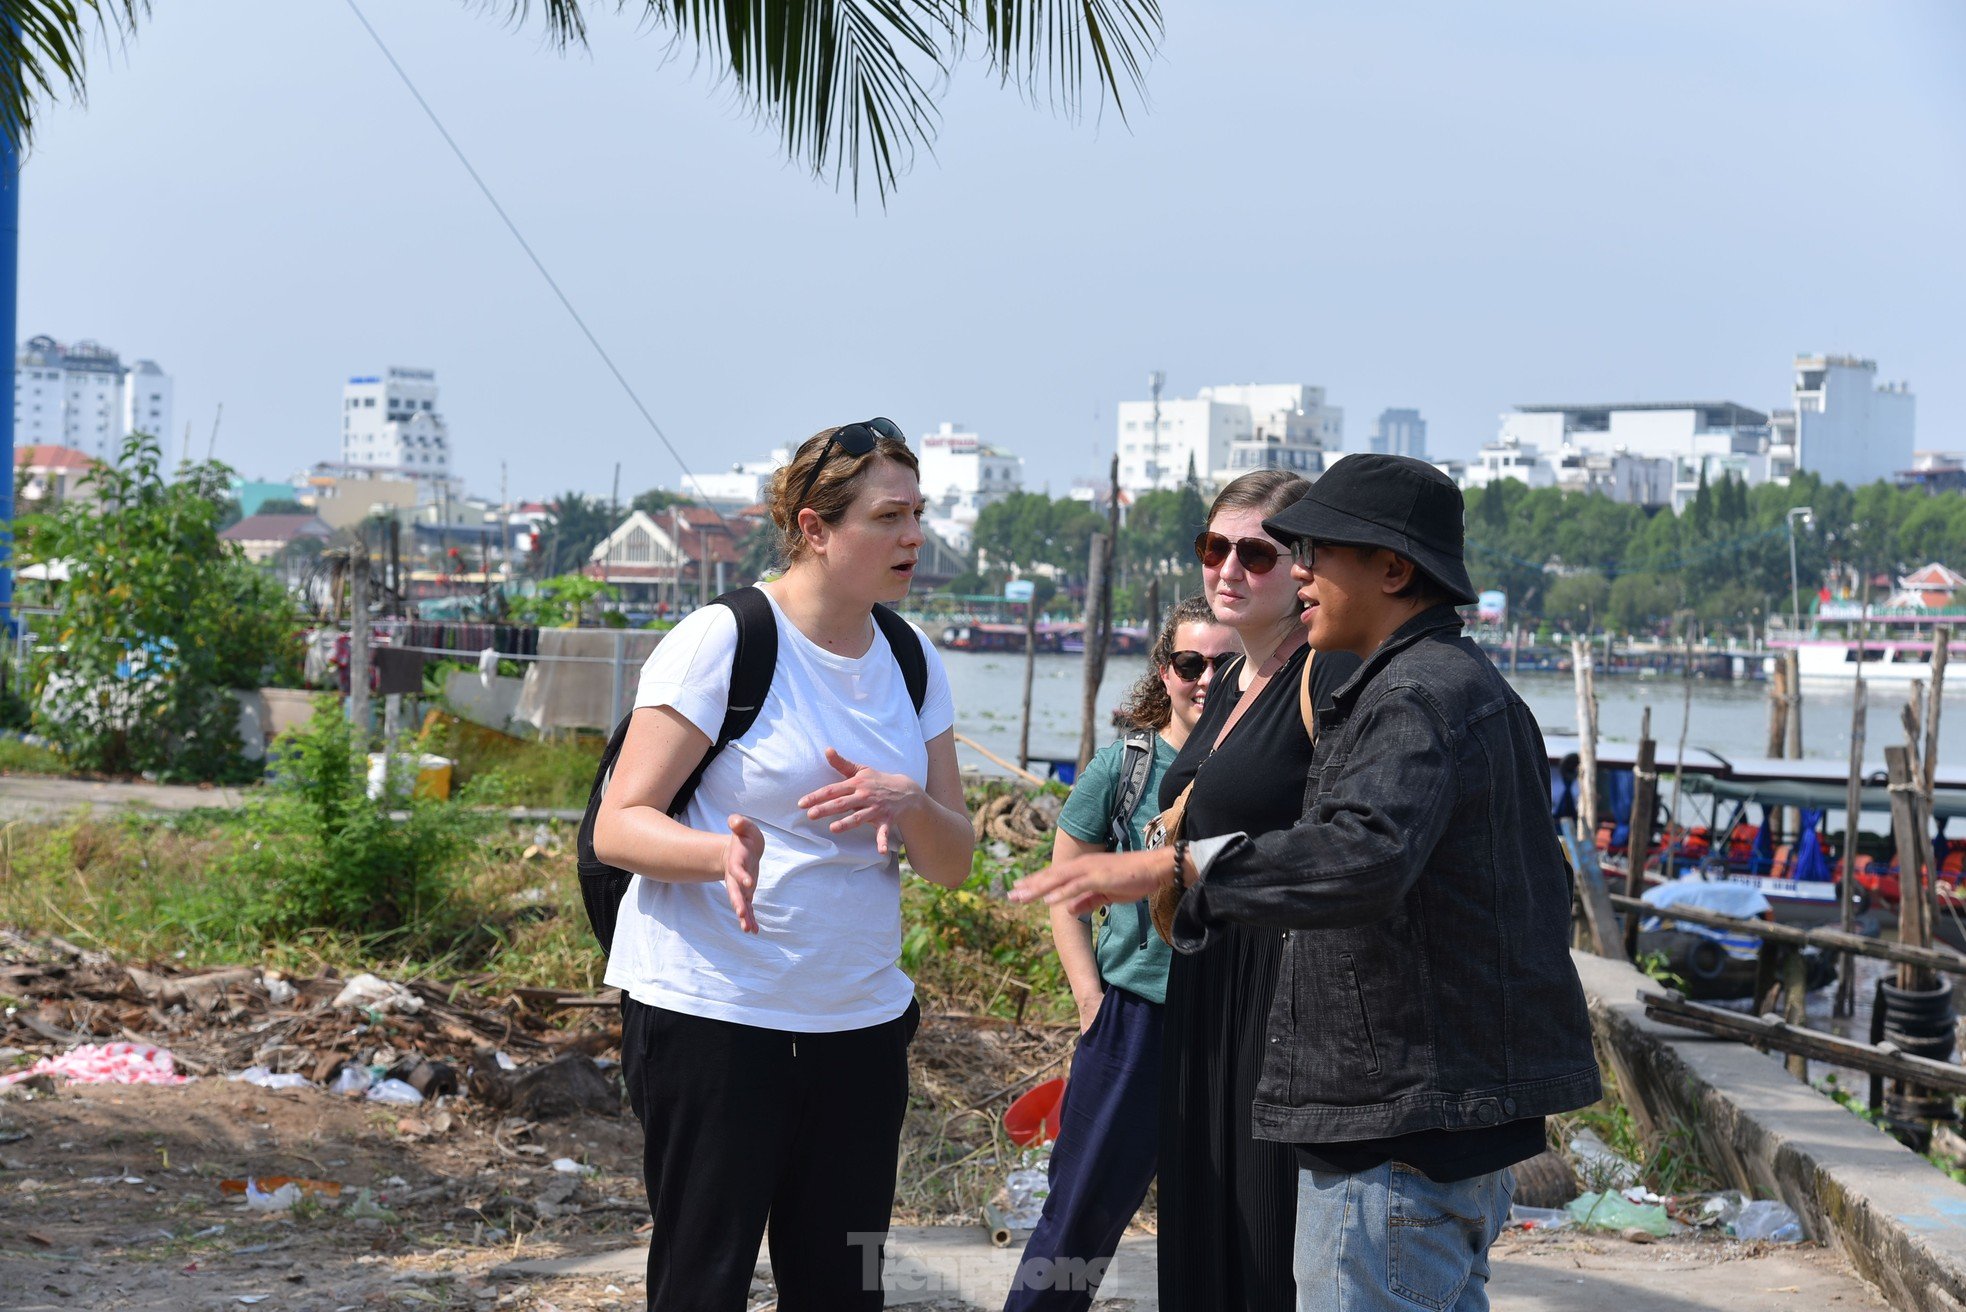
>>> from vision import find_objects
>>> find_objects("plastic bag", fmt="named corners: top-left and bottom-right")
top-left (1508, 1204), bottom-right (1573, 1231)
top-left (1567, 1129), bottom-right (1642, 1190)
top-left (1700, 1190), bottom-right (1747, 1228)
top-left (343, 1187), bottom-right (398, 1221)
top-left (331, 973), bottom-right (423, 1016)
top-left (329, 1065), bottom-right (373, 1097)
top-left (1002, 1164), bottom-right (1050, 1230)
top-left (1730, 1199), bottom-right (1802, 1242)
top-left (365, 1078), bottom-right (424, 1106)
top-left (1566, 1190), bottom-right (1675, 1236)
top-left (229, 1067), bottom-right (312, 1091)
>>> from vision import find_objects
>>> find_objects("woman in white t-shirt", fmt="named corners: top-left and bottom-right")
top-left (592, 419), bottom-right (974, 1312)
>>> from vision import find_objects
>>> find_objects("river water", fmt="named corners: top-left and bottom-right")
top-left (946, 649), bottom-right (1966, 778)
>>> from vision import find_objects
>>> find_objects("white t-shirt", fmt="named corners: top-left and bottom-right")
top-left (603, 584), bottom-right (955, 1032)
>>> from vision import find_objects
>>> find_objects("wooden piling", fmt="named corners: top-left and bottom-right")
top-left (1572, 639), bottom-right (1599, 843)
top-left (348, 538), bottom-right (372, 738)
top-left (1077, 530), bottom-right (1110, 773)
top-left (1624, 708), bottom-right (1658, 959)
top-left (1016, 596), bottom-right (1038, 771)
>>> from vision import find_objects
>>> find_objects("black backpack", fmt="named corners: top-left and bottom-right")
top-left (576, 587), bottom-right (930, 955)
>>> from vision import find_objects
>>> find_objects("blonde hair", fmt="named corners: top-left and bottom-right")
top-left (764, 425), bottom-right (920, 564)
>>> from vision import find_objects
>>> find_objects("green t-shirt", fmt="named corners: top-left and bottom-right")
top-left (1054, 732), bottom-right (1177, 1005)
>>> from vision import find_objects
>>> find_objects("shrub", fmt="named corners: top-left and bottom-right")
top-left (14, 434), bottom-right (304, 781)
top-left (226, 699), bottom-right (479, 934)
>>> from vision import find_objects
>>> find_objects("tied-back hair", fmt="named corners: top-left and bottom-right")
top-left (1206, 467), bottom-right (1311, 527)
top-left (764, 425), bottom-right (921, 565)
top-left (1120, 594), bottom-right (1223, 731)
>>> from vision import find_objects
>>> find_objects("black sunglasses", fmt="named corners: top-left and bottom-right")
top-left (1168, 649), bottom-right (1236, 681)
top-left (1194, 531), bottom-right (1283, 575)
top-left (795, 417), bottom-right (905, 510)
top-left (1290, 538), bottom-right (1369, 570)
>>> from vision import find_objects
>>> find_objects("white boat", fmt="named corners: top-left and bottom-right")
top-left (1781, 638), bottom-right (1961, 684)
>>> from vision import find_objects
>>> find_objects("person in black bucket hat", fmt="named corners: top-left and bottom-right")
top-left (1013, 453), bottom-right (1599, 1312)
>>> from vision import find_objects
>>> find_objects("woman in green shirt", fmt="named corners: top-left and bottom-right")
top-left (1002, 595), bottom-right (1236, 1311)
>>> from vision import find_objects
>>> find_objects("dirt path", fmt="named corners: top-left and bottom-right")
top-left (0, 776), bottom-right (247, 821)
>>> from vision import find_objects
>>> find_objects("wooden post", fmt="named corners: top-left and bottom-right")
top-left (1624, 708), bottom-right (1657, 958)
top-left (1561, 833), bottom-right (1625, 960)
top-left (1509, 624), bottom-right (1521, 675)
top-left (1017, 598), bottom-right (1038, 771)
top-left (1785, 648), bottom-right (1804, 759)
top-left (1572, 639), bottom-right (1599, 843)
top-left (1665, 621), bottom-right (1695, 872)
top-left (1886, 745), bottom-right (1936, 990)
top-left (1837, 678), bottom-right (1869, 1018)
top-left (1077, 531), bottom-right (1110, 772)
top-left (348, 540), bottom-right (372, 739)
top-left (1782, 948), bottom-right (1810, 1080)
top-left (1766, 651), bottom-right (1789, 759)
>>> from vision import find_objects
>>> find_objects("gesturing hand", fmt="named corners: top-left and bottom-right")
top-left (1010, 848), bottom-right (1169, 918)
top-left (797, 747), bottom-right (920, 856)
top-left (724, 815), bottom-right (765, 933)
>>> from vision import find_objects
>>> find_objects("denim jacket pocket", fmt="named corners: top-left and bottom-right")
top-left (1342, 953), bottom-right (1383, 1077)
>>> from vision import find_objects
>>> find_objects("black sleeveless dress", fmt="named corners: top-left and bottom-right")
top-left (1155, 643), bottom-right (1359, 1312)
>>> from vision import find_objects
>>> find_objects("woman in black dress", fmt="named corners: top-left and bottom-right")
top-left (1157, 470), bottom-right (1361, 1312)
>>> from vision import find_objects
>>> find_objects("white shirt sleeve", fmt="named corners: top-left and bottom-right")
top-left (911, 622), bottom-right (956, 741)
top-left (634, 602), bottom-right (739, 741)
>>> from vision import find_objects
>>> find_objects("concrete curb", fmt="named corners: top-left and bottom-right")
top-left (1573, 949), bottom-right (1966, 1312)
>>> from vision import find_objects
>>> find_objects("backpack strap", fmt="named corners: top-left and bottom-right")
top-left (1107, 727), bottom-right (1159, 852)
top-left (666, 586), bottom-right (778, 818)
top-left (871, 603), bottom-right (929, 714)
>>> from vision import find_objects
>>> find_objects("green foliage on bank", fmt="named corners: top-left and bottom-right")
top-left (12, 434), bottom-right (306, 782)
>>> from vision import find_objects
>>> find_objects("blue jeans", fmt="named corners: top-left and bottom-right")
top-left (1292, 1162), bottom-right (1513, 1312)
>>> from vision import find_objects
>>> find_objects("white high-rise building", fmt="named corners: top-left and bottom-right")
top-left (916, 422), bottom-right (1022, 549)
top-left (1782, 354), bottom-right (1915, 489)
top-left (1116, 382), bottom-right (1341, 493)
top-left (13, 335), bottom-right (176, 458)
top-left (339, 366), bottom-right (454, 496)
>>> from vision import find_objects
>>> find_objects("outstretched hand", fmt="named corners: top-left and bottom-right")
top-left (724, 814), bottom-right (765, 933)
top-left (798, 748), bottom-right (920, 855)
top-left (1010, 848), bottom-right (1169, 918)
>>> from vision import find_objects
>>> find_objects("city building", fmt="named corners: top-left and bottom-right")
top-left (1461, 437), bottom-right (1555, 492)
top-left (1488, 400), bottom-right (1771, 510)
top-left (689, 448), bottom-right (790, 507)
top-left (1897, 451), bottom-right (1966, 495)
top-left (1115, 382), bottom-right (1341, 493)
top-left (303, 473), bottom-right (420, 531)
top-left (1369, 408), bottom-right (1427, 457)
top-left (339, 367), bottom-right (454, 496)
top-left (916, 422), bottom-right (1022, 550)
top-left (220, 513), bottom-right (333, 565)
top-left (13, 335), bottom-right (175, 458)
top-left (1777, 354), bottom-right (1915, 489)
top-left (13, 444), bottom-right (98, 508)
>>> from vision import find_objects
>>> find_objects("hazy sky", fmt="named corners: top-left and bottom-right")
top-left (21, 0), bottom-right (1965, 502)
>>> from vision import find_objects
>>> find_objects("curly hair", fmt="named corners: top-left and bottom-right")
top-left (1119, 594), bottom-right (1225, 731)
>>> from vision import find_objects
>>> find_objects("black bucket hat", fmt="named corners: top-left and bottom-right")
top-left (1261, 454), bottom-right (1477, 606)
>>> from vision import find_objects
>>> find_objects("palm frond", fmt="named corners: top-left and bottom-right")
top-left (966, 0), bottom-right (1160, 122)
top-left (483, 0), bottom-right (1161, 199)
top-left (0, 0), bottom-right (146, 149)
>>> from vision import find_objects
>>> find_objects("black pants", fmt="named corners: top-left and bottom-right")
top-left (620, 996), bottom-right (920, 1312)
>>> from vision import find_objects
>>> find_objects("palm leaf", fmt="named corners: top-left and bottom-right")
top-left (485, 0), bottom-right (1161, 199)
top-left (0, 0), bottom-right (145, 149)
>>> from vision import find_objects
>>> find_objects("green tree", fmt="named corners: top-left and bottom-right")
top-left (14, 433), bottom-right (302, 781)
top-left (632, 487), bottom-right (691, 517)
top-left (1544, 570), bottom-right (1610, 633)
top-left (534, 491), bottom-right (620, 578)
top-left (972, 491), bottom-right (1104, 578)
top-left (1606, 571), bottom-right (1679, 636)
top-left (5, 2), bottom-right (1160, 199)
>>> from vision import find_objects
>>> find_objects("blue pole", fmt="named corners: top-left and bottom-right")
top-left (0, 115), bottom-right (16, 641)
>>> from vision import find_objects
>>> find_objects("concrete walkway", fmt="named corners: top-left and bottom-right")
top-left (0, 775), bottom-right (248, 820)
top-left (494, 1227), bottom-right (1889, 1309)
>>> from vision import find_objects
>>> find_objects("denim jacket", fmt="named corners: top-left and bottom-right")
top-left (1173, 604), bottom-right (1600, 1144)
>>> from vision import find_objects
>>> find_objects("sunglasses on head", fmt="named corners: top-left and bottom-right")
top-left (1168, 649), bottom-right (1237, 681)
top-left (1194, 531), bottom-right (1283, 575)
top-left (795, 417), bottom-right (905, 509)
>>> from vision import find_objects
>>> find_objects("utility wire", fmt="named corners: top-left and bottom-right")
top-left (341, 0), bottom-right (732, 533)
